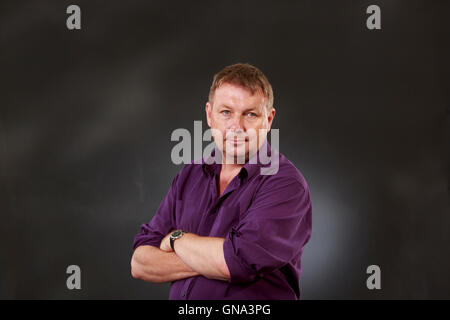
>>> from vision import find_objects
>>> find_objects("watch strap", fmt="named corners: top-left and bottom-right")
top-left (170, 230), bottom-right (186, 251)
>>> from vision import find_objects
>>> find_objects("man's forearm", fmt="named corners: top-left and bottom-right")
top-left (173, 233), bottom-right (231, 281)
top-left (131, 245), bottom-right (199, 283)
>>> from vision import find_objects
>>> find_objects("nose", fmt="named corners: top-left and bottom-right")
top-left (229, 114), bottom-right (245, 132)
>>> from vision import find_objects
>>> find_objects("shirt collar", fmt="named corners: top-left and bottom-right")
top-left (201, 139), bottom-right (274, 181)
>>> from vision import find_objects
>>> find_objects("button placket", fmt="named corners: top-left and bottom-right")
top-left (180, 277), bottom-right (193, 299)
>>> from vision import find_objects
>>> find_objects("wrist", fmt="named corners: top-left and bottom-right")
top-left (170, 230), bottom-right (188, 252)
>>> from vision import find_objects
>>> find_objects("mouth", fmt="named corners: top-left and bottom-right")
top-left (228, 138), bottom-right (248, 144)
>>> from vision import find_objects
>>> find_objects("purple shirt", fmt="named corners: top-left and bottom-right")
top-left (133, 141), bottom-right (312, 299)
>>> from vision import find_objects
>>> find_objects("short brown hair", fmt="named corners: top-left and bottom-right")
top-left (208, 63), bottom-right (274, 111)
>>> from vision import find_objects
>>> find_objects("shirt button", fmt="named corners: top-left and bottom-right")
top-left (182, 292), bottom-right (186, 297)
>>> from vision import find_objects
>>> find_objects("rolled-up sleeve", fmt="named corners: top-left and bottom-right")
top-left (132, 173), bottom-right (179, 250)
top-left (223, 176), bottom-right (312, 284)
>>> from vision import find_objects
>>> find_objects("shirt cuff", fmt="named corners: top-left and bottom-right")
top-left (132, 235), bottom-right (162, 251)
top-left (222, 229), bottom-right (257, 284)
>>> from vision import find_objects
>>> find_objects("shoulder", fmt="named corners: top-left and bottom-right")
top-left (280, 153), bottom-right (309, 190)
top-left (256, 151), bottom-right (310, 196)
top-left (170, 160), bottom-right (208, 188)
top-left (175, 161), bottom-right (202, 177)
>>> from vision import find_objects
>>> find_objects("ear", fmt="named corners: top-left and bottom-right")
top-left (267, 107), bottom-right (276, 132)
top-left (205, 102), bottom-right (212, 127)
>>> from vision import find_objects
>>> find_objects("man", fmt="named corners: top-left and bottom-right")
top-left (131, 63), bottom-right (312, 299)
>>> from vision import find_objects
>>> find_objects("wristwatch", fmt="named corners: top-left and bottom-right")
top-left (170, 230), bottom-right (187, 251)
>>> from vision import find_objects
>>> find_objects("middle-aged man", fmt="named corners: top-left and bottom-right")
top-left (131, 63), bottom-right (312, 299)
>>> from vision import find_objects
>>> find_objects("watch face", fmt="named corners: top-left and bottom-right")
top-left (172, 230), bottom-right (182, 238)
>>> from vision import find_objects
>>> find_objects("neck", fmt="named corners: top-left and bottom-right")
top-left (220, 155), bottom-right (244, 177)
top-left (221, 162), bottom-right (243, 171)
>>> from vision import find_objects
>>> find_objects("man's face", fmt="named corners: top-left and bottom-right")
top-left (206, 83), bottom-right (275, 164)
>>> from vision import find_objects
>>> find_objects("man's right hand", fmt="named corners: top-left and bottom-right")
top-left (159, 231), bottom-right (175, 252)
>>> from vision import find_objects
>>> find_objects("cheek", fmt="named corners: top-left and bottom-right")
top-left (210, 127), bottom-right (226, 141)
top-left (247, 120), bottom-right (265, 131)
top-left (210, 118), bottom-right (227, 132)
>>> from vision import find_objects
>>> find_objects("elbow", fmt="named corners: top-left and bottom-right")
top-left (213, 259), bottom-right (231, 281)
top-left (221, 262), bottom-right (231, 280)
top-left (131, 267), bottom-right (141, 280)
top-left (130, 255), bottom-right (142, 280)
top-left (130, 251), bottom-right (164, 283)
top-left (131, 248), bottom-right (149, 280)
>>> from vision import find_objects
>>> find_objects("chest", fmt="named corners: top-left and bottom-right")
top-left (217, 168), bottom-right (242, 197)
top-left (175, 169), bottom-right (259, 237)
top-left (217, 176), bottom-right (232, 197)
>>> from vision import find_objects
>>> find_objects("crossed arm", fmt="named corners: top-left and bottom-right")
top-left (130, 232), bottom-right (231, 283)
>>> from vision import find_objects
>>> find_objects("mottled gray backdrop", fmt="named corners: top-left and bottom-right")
top-left (0, 0), bottom-right (449, 299)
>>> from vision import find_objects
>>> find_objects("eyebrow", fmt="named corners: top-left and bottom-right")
top-left (219, 105), bottom-right (259, 112)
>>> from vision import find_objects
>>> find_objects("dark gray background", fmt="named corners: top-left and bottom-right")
top-left (0, 0), bottom-right (449, 299)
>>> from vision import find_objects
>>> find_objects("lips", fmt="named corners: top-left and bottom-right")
top-left (229, 138), bottom-right (247, 143)
top-left (227, 136), bottom-right (248, 141)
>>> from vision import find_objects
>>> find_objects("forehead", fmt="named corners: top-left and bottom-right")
top-left (213, 83), bottom-right (266, 110)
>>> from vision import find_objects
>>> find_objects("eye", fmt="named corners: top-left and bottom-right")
top-left (247, 112), bottom-right (257, 118)
top-left (221, 110), bottom-right (231, 116)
